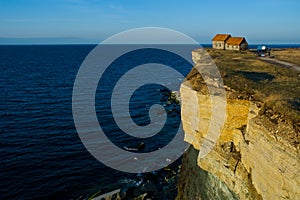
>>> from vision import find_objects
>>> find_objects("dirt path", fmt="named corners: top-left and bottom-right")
top-left (259, 57), bottom-right (300, 72)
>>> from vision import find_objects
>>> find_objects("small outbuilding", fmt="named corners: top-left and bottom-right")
top-left (225, 37), bottom-right (248, 51)
top-left (212, 34), bottom-right (231, 50)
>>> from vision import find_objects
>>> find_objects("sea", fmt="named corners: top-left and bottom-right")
top-left (1, 44), bottom-right (299, 200)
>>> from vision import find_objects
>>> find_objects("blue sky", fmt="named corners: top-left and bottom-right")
top-left (0, 0), bottom-right (299, 44)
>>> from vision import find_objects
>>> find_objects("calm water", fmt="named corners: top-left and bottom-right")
top-left (0, 45), bottom-right (190, 200)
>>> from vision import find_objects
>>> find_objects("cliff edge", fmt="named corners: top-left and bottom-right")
top-left (177, 49), bottom-right (300, 199)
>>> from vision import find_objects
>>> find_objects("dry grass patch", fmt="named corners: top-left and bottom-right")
top-left (271, 48), bottom-right (300, 66)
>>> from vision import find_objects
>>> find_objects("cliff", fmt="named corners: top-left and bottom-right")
top-left (177, 49), bottom-right (300, 199)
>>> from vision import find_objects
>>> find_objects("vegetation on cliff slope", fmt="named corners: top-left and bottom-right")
top-left (186, 48), bottom-right (300, 146)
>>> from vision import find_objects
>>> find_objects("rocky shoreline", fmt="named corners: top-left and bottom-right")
top-left (85, 90), bottom-right (182, 200)
top-left (88, 160), bottom-right (181, 200)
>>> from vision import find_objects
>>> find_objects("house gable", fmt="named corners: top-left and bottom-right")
top-left (212, 34), bottom-right (231, 42)
top-left (226, 37), bottom-right (246, 45)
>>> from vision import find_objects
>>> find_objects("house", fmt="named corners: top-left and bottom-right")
top-left (225, 37), bottom-right (248, 51)
top-left (212, 34), bottom-right (249, 51)
top-left (212, 34), bottom-right (231, 50)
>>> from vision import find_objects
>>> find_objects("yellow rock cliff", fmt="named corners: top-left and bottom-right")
top-left (179, 49), bottom-right (300, 199)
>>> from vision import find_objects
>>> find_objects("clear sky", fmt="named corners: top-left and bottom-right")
top-left (0, 0), bottom-right (299, 44)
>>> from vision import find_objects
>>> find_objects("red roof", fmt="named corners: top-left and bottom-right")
top-left (226, 37), bottom-right (247, 45)
top-left (212, 34), bottom-right (231, 41)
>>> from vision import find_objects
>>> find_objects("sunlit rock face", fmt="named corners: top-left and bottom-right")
top-left (178, 50), bottom-right (299, 200)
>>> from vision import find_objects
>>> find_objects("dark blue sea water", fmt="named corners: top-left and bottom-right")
top-left (0, 45), bottom-right (191, 200)
top-left (0, 45), bottom-right (108, 200)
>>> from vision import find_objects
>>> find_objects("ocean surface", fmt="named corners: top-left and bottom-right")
top-left (0, 45), bottom-right (191, 200)
top-left (1, 44), bottom-right (299, 200)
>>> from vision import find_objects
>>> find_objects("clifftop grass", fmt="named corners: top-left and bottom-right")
top-left (271, 48), bottom-right (300, 66)
top-left (186, 48), bottom-right (300, 134)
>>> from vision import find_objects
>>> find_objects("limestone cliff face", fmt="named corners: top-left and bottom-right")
top-left (178, 56), bottom-right (300, 199)
top-left (177, 146), bottom-right (239, 200)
